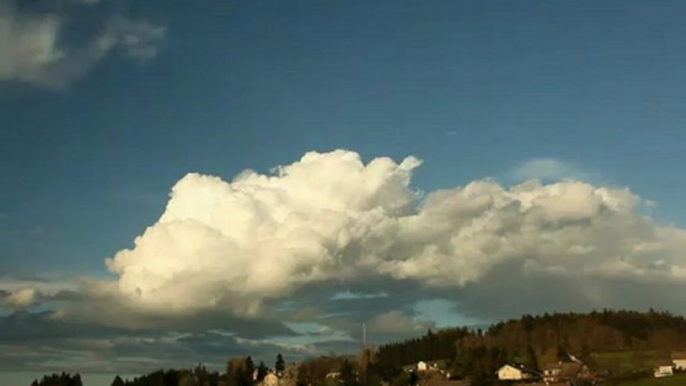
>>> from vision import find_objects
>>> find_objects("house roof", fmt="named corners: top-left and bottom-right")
top-left (497, 363), bottom-right (536, 374)
top-left (431, 360), bottom-right (449, 370)
top-left (405, 360), bottom-right (449, 371)
top-left (542, 362), bottom-right (588, 379)
top-left (655, 360), bottom-right (674, 367)
top-left (672, 351), bottom-right (686, 360)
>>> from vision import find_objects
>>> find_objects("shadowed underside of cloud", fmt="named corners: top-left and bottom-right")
top-left (4, 149), bottom-right (686, 375)
top-left (0, 0), bottom-right (165, 88)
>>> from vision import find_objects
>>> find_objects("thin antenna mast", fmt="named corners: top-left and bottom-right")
top-left (362, 323), bottom-right (367, 347)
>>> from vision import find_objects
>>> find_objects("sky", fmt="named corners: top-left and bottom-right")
top-left (2, 0), bottom-right (686, 385)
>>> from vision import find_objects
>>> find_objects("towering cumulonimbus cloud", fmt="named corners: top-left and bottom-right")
top-left (106, 150), bottom-right (422, 314)
top-left (105, 149), bottom-right (686, 315)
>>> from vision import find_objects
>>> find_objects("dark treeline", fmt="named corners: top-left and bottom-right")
top-left (376, 327), bottom-right (472, 367)
top-left (111, 355), bottom-right (281, 386)
top-left (30, 373), bottom-right (83, 386)
top-left (378, 309), bottom-right (686, 367)
top-left (485, 309), bottom-right (686, 355)
top-left (295, 355), bottom-right (351, 386)
top-left (115, 366), bottom-right (222, 386)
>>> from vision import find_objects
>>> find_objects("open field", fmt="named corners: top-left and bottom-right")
top-left (592, 350), bottom-right (671, 374)
top-left (613, 373), bottom-right (686, 386)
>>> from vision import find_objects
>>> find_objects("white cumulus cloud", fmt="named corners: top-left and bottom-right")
top-left (103, 149), bottom-right (686, 317)
top-left (106, 150), bottom-right (422, 314)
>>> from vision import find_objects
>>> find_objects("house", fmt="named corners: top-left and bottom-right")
top-left (654, 361), bottom-right (674, 378)
top-left (543, 361), bottom-right (593, 383)
top-left (325, 372), bottom-right (341, 379)
top-left (406, 360), bottom-right (447, 374)
top-left (672, 351), bottom-right (686, 370)
top-left (403, 362), bottom-right (424, 373)
top-left (543, 364), bottom-right (562, 383)
top-left (419, 361), bottom-right (447, 372)
top-left (496, 364), bottom-right (534, 381)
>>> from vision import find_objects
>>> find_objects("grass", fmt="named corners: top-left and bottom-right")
top-left (592, 350), bottom-right (670, 374)
top-left (613, 373), bottom-right (686, 386)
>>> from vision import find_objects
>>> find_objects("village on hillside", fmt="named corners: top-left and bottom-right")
top-left (244, 350), bottom-right (686, 386)
top-left (203, 347), bottom-right (686, 386)
top-left (29, 311), bottom-right (686, 386)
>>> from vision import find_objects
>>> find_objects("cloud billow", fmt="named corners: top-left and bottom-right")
top-left (103, 149), bottom-right (686, 317)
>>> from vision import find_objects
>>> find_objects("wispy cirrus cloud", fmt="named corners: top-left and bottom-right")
top-left (331, 291), bottom-right (389, 301)
top-left (508, 158), bottom-right (599, 183)
top-left (0, 0), bottom-right (165, 88)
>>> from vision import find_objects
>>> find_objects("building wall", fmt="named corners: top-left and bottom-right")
top-left (654, 366), bottom-right (674, 378)
top-left (497, 366), bottom-right (524, 380)
top-left (543, 368), bottom-right (560, 383)
top-left (673, 360), bottom-right (686, 370)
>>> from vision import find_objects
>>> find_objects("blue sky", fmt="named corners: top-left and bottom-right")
top-left (3, 1), bottom-right (686, 385)
top-left (3, 0), bottom-right (686, 274)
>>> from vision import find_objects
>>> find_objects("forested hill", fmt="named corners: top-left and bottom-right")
top-left (377, 309), bottom-right (686, 367)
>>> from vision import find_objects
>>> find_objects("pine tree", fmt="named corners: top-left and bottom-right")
top-left (111, 375), bottom-right (125, 386)
top-left (275, 353), bottom-right (286, 374)
top-left (408, 372), bottom-right (418, 386)
top-left (257, 361), bottom-right (268, 381)
top-left (195, 364), bottom-right (208, 386)
top-left (227, 357), bottom-right (254, 386)
top-left (363, 362), bottom-right (381, 386)
top-left (340, 360), bottom-right (358, 386)
top-left (246, 356), bottom-right (255, 377)
top-left (525, 345), bottom-right (540, 372)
